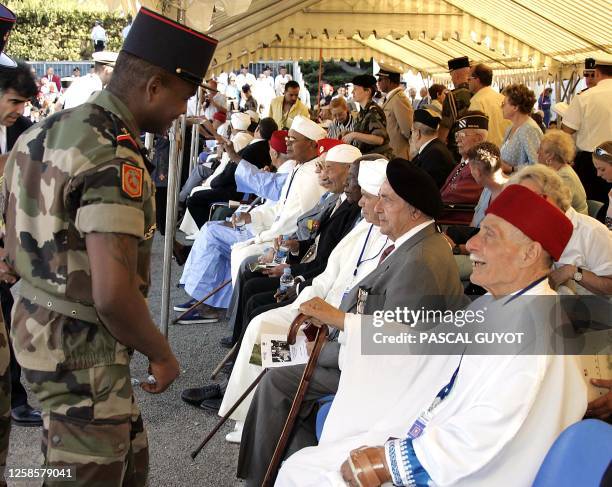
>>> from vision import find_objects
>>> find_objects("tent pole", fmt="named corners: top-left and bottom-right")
top-left (189, 88), bottom-right (201, 173)
top-left (160, 2), bottom-right (187, 337)
top-left (315, 48), bottom-right (323, 118)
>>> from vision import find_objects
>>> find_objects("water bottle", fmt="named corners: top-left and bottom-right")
top-left (273, 235), bottom-right (290, 264)
top-left (278, 267), bottom-right (294, 294)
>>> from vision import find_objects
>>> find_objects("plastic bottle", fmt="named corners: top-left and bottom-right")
top-left (278, 267), bottom-right (294, 294)
top-left (274, 235), bottom-right (290, 264)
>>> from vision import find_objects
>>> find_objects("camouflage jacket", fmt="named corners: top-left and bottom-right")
top-left (440, 83), bottom-right (472, 161)
top-left (1, 90), bottom-right (156, 371)
top-left (352, 100), bottom-right (393, 158)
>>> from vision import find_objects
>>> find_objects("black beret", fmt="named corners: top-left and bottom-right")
top-left (584, 58), bottom-right (596, 70)
top-left (0, 4), bottom-right (16, 68)
top-left (122, 7), bottom-right (218, 89)
top-left (386, 158), bottom-right (442, 219)
top-left (414, 108), bottom-right (441, 129)
top-left (352, 74), bottom-right (378, 89)
top-left (457, 113), bottom-right (489, 131)
top-left (448, 56), bottom-right (470, 71)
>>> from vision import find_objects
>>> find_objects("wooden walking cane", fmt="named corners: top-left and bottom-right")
top-left (262, 314), bottom-right (329, 486)
top-left (171, 278), bottom-right (231, 324)
top-left (191, 368), bottom-right (268, 460)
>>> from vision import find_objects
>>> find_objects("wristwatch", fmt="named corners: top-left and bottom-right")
top-left (573, 267), bottom-right (583, 282)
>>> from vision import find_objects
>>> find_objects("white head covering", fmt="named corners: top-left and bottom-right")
top-left (358, 159), bottom-right (389, 195)
top-left (216, 121), bottom-right (230, 137)
top-left (232, 131), bottom-right (253, 153)
top-left (92, 51), bottom-right (119, 66)
top-left (246, 109), bottom-right (260, 123)
top-left (325, 144), bottom-right (362, 164)
top-left (231, 112), bottom-right (251, 131)
top-left (291, 115), bottom-right (327, 141)
top-left (552, 102), bottom-right (569, 117)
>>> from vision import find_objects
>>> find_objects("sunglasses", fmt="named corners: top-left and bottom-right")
top-left (594, 147), bottom-right (611, 158)
top-left (583, 71), bottom-right (595, 78)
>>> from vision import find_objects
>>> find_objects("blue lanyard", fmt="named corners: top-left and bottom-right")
top-left (352, 225), bottom-right (388, 277)
top-left (434, 353), bottom-right (464, 404)
top-left (503, 276), bottom-right (547, 305)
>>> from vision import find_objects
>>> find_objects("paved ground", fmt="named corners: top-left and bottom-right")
top-left (5, 233), bottom-right (240, 486)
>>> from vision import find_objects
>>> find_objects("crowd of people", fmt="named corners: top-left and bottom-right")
top-left (0, 3), bottom-right (610, 487)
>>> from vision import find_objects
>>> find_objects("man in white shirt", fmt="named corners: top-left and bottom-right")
top-left (90, 20), bottom-right (106, 52)
top-left (274, 65), bottom-right (293, 96)
top-left (121, 16), bottom-right (132, 40)
top-left (562, 59), bottom-right (612, 202)
top-left (468, 63), bottom-right (510, 147)
top-left (60, 51), bottom-right (117, 110)
top-left (296, 185), bottom-right (585, 487)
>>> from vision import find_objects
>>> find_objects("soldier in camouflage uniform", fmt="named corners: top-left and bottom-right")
top-left (439, 56), bottom-right (473, 163)
top-left (343, 74), bottom-right (393, 159)
top-left (1, 8), bottom-right (217, 486)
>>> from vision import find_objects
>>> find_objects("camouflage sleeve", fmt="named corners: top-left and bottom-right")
top-left (440, 94), bottom-right (454, 129)
top-left (0, 314), bottom-right (10, 476)
top-left (365, 107), bottom-right (390, 143)
top-left (68, 159), bottom-right (150, 239)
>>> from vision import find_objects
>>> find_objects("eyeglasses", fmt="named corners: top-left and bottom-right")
top-left (583, 71), bottom-right (595, 78)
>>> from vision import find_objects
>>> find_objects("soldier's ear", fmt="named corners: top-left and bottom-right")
top-left (144, 74), bottom-right (165, 103)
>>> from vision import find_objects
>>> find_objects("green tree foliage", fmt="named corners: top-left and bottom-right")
top-left (6, 1), bottom-right (129, 61)
top-left (299, 59), bottom-right (372, 98)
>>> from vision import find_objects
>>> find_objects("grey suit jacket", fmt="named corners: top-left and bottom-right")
top-left (383, 89), bottom-right (413, 159)
top-left (340, 223), bottom-right (465, 314)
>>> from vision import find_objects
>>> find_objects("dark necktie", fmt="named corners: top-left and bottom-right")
top-left (378, 244), bottom-right (395, 264)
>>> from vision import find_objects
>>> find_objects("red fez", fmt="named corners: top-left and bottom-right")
top-left (270, 130), bottom-right (288, 154)
top-left (213, 111), bottom-right (226, 123)
top-left (485, 185), bottom-right (573, 261)
top-left (317, 138), bottom-right (343, 155)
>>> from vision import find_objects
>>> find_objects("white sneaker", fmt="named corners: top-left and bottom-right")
top-left (225, 421), bottom-right (244, 444)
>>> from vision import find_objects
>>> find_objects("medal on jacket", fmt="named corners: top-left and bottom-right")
top-left (356, 286), bottom-right (369, 314)
top-left (306, 219), bottom-right (320, 235)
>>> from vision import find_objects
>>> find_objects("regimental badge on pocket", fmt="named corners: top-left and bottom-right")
top-left (356, 286), bottom-right (370, 315)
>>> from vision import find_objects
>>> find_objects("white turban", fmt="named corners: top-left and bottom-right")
top-left (232, 131), bottom-right (253, 153)
top-left (552, 102), bottom-right (569, 117)
top-left (325, 144), bottom-right (362, 164)
top-left (216, 121), bottom-right (229, 137)
top-left (291, 115), bottom-right (327, 141)
top-left (358, 159), bottom-right (389, 195)
top-left (231, 112), bottom-right (251, 131)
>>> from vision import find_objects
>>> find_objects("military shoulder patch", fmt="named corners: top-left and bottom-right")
top-left (121, 163), bottom-right (143, 200)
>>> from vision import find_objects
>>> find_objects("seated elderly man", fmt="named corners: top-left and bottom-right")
top-left (176, 116), bottom-right (327, 323)
top-left (237, 161), bottom-right (465, 486)
top-left (409, 108), bottom-right (456, 188)
top-left (438, 111), bottom-right (487, 224)
top-left (282, 185), bottom-right (586, 487)
top-left (509, 165), bottom-right (612, 296)
top-left (213, 159), bottom-right (391, 441)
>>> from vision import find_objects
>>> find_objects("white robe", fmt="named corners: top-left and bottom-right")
top-left (278, 280), bottom-right (587, 487)
top-left (219, 221), bottom-right (387, 421)
top-left (229, 157), bottom-right (326, 283)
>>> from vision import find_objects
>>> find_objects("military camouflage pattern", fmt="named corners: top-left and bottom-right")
top-left (24, 363), bottom-right (148, 487)
top-left (1, 90), bottom-right (155, 372)
top-left (0, 312), bottom-right (10, 487)
top-left (1, 89), bottom-right (155, 485)
top-left (440, 83), bottom-right (472, 162)
top-left (352, 100), bottom-right (393, 158)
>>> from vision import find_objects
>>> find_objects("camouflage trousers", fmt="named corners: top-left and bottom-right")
top-left (23, 364), bottom-right (148, 487)
top-left (0, 318), bottom-right (10, 487)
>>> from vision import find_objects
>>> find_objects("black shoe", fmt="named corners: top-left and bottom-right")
top-left (11, 404), bottom-right (43, 427)
top-left (181, 384), bottom-right (222, 406)
top-left (198, 397), bottom-right (222, 412)
top-left (219, 336), bottom-right (235, 349)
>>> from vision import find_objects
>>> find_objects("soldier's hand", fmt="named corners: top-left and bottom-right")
top-left (141, 353), bottom-right (180, 394)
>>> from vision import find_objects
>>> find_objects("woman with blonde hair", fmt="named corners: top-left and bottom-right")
top-left (537, 129), bottom-right (588, 214)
